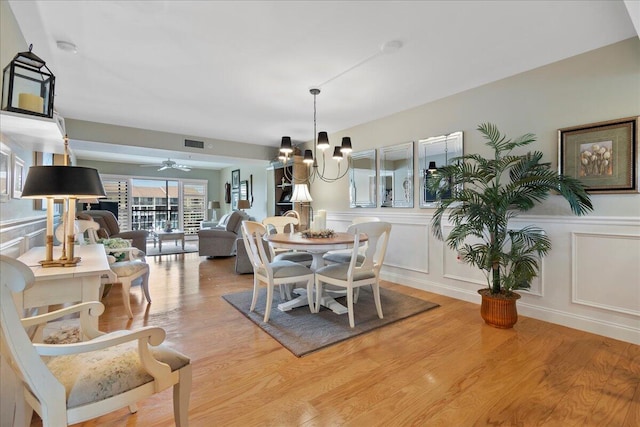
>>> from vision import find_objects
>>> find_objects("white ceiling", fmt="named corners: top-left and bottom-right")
top-left (6, 0), bottom-right (638, 170)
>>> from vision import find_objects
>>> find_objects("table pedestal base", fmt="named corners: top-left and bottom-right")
top-left (277, 288), bottom-right (348, 315)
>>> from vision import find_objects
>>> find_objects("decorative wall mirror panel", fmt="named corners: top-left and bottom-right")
top-left (349, 149), bottom-right (377, 208)
top-left (379, 141), bottom-right (414, 208)
top-left (419, 131), bottom-right (463, 208)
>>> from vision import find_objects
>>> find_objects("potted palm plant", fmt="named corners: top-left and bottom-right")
top-left (429, 123), bottom-right (593, 328)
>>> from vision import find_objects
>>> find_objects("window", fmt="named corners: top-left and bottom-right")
top-left (99, 175), bottom-right (207, 235)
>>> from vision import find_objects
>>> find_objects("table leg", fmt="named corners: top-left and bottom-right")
top-left (159, 238), bottom-right (163, 253)
top-left (181, 236), bottom-right (185, 250)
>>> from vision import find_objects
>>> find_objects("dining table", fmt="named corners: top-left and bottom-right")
top-left (264, 231), bottom-right (367, 314)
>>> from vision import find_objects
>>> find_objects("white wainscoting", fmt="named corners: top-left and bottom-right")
top-left (327, 211), bottom-right (640, 344)
top-left (0, 216), bottom-right (46, 258)
top-left (572, 232), bottom-right (640, 316)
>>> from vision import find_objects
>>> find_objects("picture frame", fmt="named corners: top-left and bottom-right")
top-left (231, 190), bottom-right (239, 210)
top-left (559, 116), bottom-right (638, 194)
top-left (231, 169), bottom-right (240, 189)
top-left (12, 153), bottom-right (25, 198)
top-left (240, 180), bottom-right (248, 201)
top-left (0, 143), bottom-right (11, 203)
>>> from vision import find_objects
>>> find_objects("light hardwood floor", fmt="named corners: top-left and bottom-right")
top-left (32, 253), bottom-right (639, 426)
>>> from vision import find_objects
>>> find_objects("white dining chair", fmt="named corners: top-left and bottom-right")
top-left (314, 221), bottom-right (392, 327)
top-left (323, 217), bottom-right (381, 264)
top-left (102, 246), bottom-right (151, 318)
top-left (241, 221), bottom-right (315, 322)
top-left (0, 255), bottom-right (192, 427)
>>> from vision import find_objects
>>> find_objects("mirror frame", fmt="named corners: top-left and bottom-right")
top-left (349, 149), bottom-right (377, 208)
top-left (419, 131), bottom-right (464, 208)
top-left (379, 141), bottom-right (414, 208)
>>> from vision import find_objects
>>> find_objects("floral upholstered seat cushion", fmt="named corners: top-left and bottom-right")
top-left (109, 260), bottom-right (147, 277)
top-left (45, 331), bottom-right (190, 408)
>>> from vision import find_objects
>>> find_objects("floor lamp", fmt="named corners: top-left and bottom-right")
top-left (22, 165), bottom-right (106, 266)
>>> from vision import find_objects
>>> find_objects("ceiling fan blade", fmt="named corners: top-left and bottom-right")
top-left (158, 166), bottom-right (169, 171)
top-left (176, 166), bottom-right (191, 171)
top-left (139, 164), bottom-right (160, 167)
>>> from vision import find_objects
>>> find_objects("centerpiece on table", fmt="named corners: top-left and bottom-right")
top-left (163, 221), bottom-right (173, 232)
top-left (301, 229), bottom-right (335, 238)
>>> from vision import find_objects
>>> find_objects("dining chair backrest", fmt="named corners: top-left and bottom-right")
top-left (262, 216), bottom-right (298, 234)
top-left (282, 210), bottom-right (300, 220)
top-left (352, 216), bottom-right (380, 225)
top-left (241, 221), bottom-right (268, 270)
top-left (346, 221), bottom-right (392, 273)
top-left (242, 222), bottom-right (279, 280)
top-left (54, 219), bottom-right (101, 245)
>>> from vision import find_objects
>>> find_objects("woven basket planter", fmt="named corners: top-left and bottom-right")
top-left (478, 289), bottom-right (521, 329)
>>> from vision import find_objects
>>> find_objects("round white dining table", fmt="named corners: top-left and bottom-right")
top-left (264, 232), bottom-right (368, 314)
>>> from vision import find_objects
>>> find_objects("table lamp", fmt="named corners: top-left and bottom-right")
top-left (208, 200), bottom-right (220, 221)
top-left (290, 183), bottom-right (313, 228)
top-left (79, 197), bottom-right (99, 210)
top-left (237, 199), bottom-right (250, 212)
top-left (22, 160), bottom-right (106, 266)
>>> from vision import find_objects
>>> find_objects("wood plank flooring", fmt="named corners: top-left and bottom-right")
top-left (32, 253), bottom-right (639, 426)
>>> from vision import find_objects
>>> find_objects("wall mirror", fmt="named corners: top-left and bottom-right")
top-left (349, 149), bottom-right (377, 208)
top-left (379, 141), bottom-right (414, 208)
top-left (419, 131), bottom-right (463, 208)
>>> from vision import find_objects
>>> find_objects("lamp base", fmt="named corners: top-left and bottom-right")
top-left (39, 257), bottom-right (81, 268)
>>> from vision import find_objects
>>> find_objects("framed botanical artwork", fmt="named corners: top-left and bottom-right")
top-left (231, 169), bottom-right (240, 189)
top-left (12, 154), bottom-right (25, 198)
top-left (231, 190), bottom-right (239, 210)
top-left (559, 116), bottom-right (638, 194)
top-left (0, 143), bottom-right (11, 202)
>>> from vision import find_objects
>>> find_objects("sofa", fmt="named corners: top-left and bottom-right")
top-left (79, 210), bottom-right (148, 252)
top-left (198, 211), bottom-right (248, 258)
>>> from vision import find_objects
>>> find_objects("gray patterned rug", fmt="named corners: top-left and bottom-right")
top-left (222, 287), bottom-right (439, 357)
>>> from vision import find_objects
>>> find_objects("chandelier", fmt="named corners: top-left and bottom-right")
top-left (279, 88), bottom-right (353, 183)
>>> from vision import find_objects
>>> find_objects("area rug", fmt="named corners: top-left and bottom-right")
top-left (145, 242), bottom-right (199, 257)
top-left (222, 287), bottom-right (439, 357)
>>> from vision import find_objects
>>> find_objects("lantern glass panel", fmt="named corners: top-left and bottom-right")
top-left (2, 62), bottom-right (54, 118)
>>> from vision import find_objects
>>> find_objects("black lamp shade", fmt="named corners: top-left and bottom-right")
top-left (428, 161), bottom-right (438, 172)
top-left (21, 166), bottom-right (106, 198)
top-left (317, 131), bottom-right (330, 150)
top-left (332, 146), bottom-right (343, 160)
top-left (340, 137), bottom-right (353, 154)
top-left (280, 136), bottom-right (293, 154)
top-left (303, 149), bottom-right (314, 164)
top-left (1, 45), bottom-right (55, 118)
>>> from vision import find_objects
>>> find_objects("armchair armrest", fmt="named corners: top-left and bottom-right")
top-left (34, 326), bottom-right (173, 390)
top-left (21, 301), bottom-right (105, 340)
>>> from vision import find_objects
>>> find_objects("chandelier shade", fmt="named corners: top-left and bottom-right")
top-left (280, 136), bottom-right (293, 154)
top-left (340, 137), bottom-right (353, 154)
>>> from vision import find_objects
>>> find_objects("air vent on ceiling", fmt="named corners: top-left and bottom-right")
top-left (184, 139), bottom-right (204, 149)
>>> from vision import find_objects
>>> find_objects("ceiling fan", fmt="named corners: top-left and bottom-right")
top-left (139, 158), bottom-right (191, 172)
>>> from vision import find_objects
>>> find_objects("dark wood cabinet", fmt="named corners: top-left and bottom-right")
top-left (269, 155), bottom-right (309, 229)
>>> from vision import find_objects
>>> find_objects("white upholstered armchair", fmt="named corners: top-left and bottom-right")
top-left (0, 255), bottom-right (191, 426)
